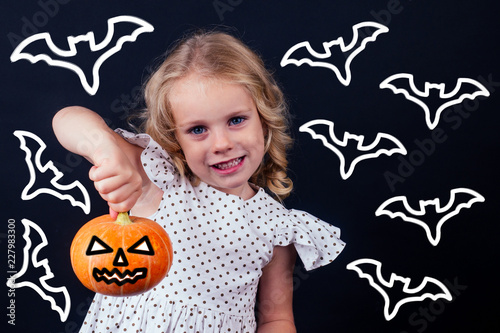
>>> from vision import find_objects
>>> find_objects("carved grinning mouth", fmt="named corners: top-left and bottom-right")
top-left (92, 267), bottom-right (147, 286)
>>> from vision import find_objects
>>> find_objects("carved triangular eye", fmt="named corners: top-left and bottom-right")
top-left (86, 236), bottom-right (113, 255)
top-left (127, 236), bottom-right (155, 256)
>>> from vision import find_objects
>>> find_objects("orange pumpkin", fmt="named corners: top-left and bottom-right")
top-left (70, 212), bottom-right (173, 296)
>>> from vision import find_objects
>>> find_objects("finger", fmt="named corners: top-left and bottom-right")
top-left (88, 161), bottom-right (114, 182)
top-left (105, 188), bottom-right (142, 214)
top-left (108, 199), bottom-right (136, 216)
top-left (88, 165), bottom-right (98, 181)
top-left (109, 207), bottom-right (118, 220)
top-left (94, 177), bottom-right (141, 199)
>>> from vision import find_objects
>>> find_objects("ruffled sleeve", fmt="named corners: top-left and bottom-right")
top-left (274, 209), bottom-right (346, 271)
top-left (115, 128), bottom-right (177, 190)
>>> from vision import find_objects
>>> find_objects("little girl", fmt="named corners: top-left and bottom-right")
top-left (53, 30), bottom-right (345, 333)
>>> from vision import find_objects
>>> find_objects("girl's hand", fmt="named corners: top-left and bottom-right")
top-left (89, 144), bottom-right (143, 215)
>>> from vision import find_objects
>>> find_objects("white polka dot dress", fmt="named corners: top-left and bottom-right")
top-left (78, 130), bottom-right (345, 333)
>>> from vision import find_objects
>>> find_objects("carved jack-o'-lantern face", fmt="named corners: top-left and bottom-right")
top-left (71, 213), bottom-right (173, 296)
top-left (86, 235), bottom-right (155, 286)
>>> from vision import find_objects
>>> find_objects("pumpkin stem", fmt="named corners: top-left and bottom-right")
top-left (115, 212), bottom-right (133, 225)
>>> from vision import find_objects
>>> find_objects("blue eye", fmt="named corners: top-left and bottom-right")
top-left (230, 117), bottom-right (245, 126)
top-left (189, 126), bottom-right (205, 135)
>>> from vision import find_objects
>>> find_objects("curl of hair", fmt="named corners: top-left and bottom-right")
top-left (134, 30), bottom-right (293, 200)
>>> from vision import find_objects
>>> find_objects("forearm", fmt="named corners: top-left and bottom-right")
top-left (257, 245), bottom-right (297, 333)
top-left (52, 106), bottom-right (118, 164)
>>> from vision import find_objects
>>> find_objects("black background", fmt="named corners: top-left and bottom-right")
top-left (1, 1), bottom-right (499, 332)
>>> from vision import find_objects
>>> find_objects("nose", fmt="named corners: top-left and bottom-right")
top-left (211, 129), bottom-right (233, 154)
top-left (113, 248), bottom-right (129, 266)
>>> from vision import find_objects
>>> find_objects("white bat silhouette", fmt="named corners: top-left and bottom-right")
top-left (375, 188), bottom-right (485, 246)
top-left (346, 258), bottom-right (452, 321)
top-left (7, 219), bottom-right (71, 322)
top-left (380, 73), bottom-right (490, 129)
top-left (14, 130), bottom-right (91, 214)
top-left (281, 21), bottom-right (389, 86)
top-left (299, 119), bottom-right (407, 179)
top-left (10, 15), bottom-right (154, 95)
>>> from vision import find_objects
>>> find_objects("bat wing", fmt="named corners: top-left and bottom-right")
top-left (347, 131), bottom-right (407, 175)
top-left (85, 15), bottom-right (154, 95)
top-left (436, 78), bottom-right (490, 115)
top-left (281, 21), bottom-right (389, 86)
top-left (10, 15), bottom-right (154, 95)
top-left (431, 188), bottom-right (485, 245)
top-left (299, 119), bottom-right (406, 180)
top-left (7, 219), bottom-right (71, 322)
top-left (380, 73), bottom-right (490, 130)
top-left (14, 130), bottom-right (91, 214)
top-left (347, 258), bottom-right (452, 321)
top-left (10, 32), bottom-right (85, 79)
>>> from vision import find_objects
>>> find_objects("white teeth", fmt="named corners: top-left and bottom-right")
top-left (214, 157), bottom-right (242, 170)
top-left (99, 271), bottom-right (144, 282)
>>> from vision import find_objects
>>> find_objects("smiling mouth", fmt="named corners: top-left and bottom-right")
top-left (92, 267), bottom-right (147, 286)
top-left (212, 157), bottom-right (243, 170)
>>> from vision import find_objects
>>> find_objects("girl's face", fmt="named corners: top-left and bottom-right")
top-left (171, 74), bottom-right (265, 200)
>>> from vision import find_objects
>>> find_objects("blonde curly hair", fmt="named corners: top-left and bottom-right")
top-left (137, 30), bottom-right (293, 200)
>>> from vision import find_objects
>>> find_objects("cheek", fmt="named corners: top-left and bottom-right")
top-left (180, 142), bottom-right (206, 168)
top-left (177, 135), bottom-right (196, 158)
